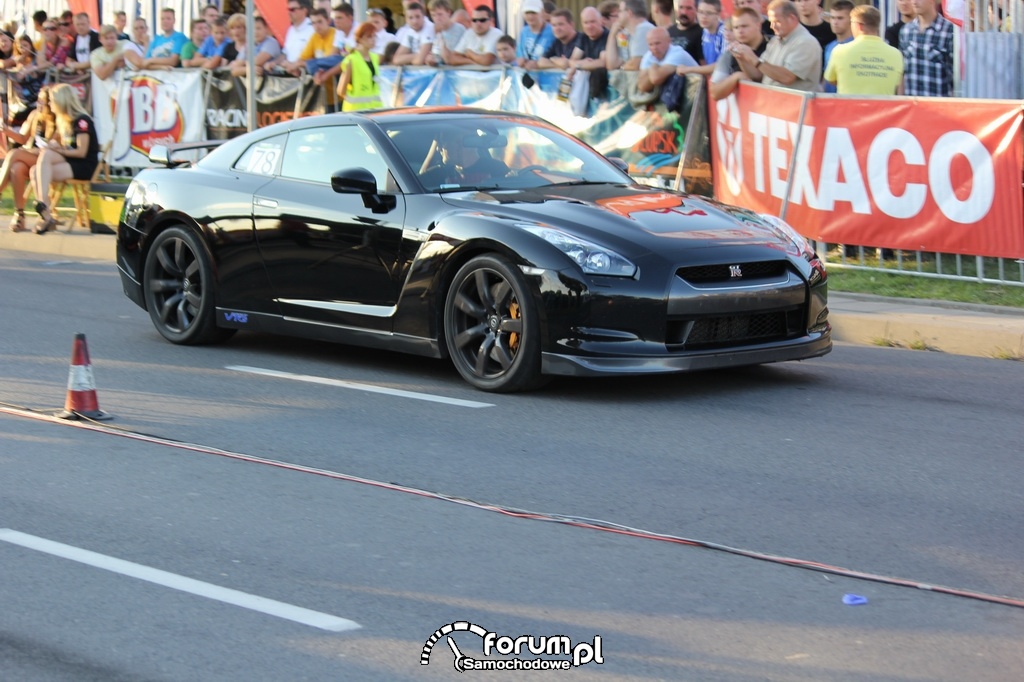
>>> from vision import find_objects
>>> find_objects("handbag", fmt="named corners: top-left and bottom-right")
top-left (660, 74), bottom-right (688, 112)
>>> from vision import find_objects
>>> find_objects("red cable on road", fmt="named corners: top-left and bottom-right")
top-left (4, 402), bottom-right (1023, 610)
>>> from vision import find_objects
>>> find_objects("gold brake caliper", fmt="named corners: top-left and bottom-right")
top-left (508, 300), bottom-right (520, 353)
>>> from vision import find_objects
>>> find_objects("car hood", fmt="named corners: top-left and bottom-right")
top-left (440, 184), bottom-right (803, 259)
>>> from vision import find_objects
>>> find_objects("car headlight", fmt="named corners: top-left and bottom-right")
top-left (523, 226), bottom-right (637, 277)
top-left (121, 181), bottom-right (146, 229)
top-left (759, 214), bottom-right (813, 258)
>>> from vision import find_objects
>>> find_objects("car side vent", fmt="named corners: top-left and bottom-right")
top-left (676, 261), bottom-right (788, 284)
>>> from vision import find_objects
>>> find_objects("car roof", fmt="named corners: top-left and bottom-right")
top-left (286, 107), bottom-right (539, 131)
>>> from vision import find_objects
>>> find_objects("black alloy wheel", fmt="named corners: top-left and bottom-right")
top-left (444, 254), bottom-right (545, 392)
top-left (142, 226), bottom-right (234, 345)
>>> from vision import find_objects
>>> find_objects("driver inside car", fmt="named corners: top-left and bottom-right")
top-left (419, 130), bottom-right (510, 188)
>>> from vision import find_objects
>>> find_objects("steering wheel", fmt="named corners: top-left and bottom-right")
top-left (513, 165), bottom-right (548, 176)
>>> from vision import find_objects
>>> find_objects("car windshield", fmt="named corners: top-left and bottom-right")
top-left (383, 118), bottom-right (629, 193)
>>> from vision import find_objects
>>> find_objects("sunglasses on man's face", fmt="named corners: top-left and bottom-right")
top-left (472, 17), bottom-right (489, 22)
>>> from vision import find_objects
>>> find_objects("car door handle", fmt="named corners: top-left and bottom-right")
top-left (255, 197), bottom-right (278, 208)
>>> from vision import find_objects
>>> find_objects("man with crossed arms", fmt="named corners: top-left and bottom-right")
top-left (730, 0), bottom-right (821, 92)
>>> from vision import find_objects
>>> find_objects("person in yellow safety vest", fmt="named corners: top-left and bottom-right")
top-left (337, 22), bottom-right (383, 111)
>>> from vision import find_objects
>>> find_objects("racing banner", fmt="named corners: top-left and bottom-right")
top-left (204, 72), bottom-right (326, 140)
top-left (91, 70), bottom-right (206, 168)
top-left (709, 83), bottom-right (1024, 258)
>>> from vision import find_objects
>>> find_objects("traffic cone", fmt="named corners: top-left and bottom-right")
top-left (58, 333), bottom-right (112, 420)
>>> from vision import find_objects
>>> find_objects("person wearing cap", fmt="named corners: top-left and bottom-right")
top-left (516, 0), bottom-right (555, 68)
top-left (283, 0), bottom-right (315, 63)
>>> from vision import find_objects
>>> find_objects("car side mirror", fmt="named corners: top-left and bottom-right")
top-left (332, 167), bottom-right (377, 194)
top-left (331, 167), bottom-right (397, 214)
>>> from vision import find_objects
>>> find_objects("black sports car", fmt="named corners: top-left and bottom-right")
top-left (117, 108), bottom-right (830, 392)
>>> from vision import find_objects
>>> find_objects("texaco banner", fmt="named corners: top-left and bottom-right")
top-left (709, 82), bottom-right (1024, 258)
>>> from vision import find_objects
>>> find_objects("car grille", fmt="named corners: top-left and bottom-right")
top-left (676, 260), bottom-right (788, 284)
top-left (666, 309), bottom-right (805, 349)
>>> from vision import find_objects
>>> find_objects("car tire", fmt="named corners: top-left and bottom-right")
top-left (142, 225), bottom-right (235, 345)
top-left (444, 254), bottom-right (546, 393)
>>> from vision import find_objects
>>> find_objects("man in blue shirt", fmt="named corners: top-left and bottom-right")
top-left (144, 7), bottom-right (189, 67)
top-left (822, 0), bottom-right (854, 92)
top-left (517, 0), bottom-right (555, 68)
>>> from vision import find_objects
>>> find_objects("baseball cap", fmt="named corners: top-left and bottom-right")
top-left (522, 0), bottom-right (543, 14)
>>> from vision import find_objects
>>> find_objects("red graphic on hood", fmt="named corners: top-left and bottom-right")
top-left (596, 192), bottom-right (707, 218)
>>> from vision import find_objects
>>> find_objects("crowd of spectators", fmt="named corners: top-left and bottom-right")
top-left (0, 0), bottom-right (961, 115)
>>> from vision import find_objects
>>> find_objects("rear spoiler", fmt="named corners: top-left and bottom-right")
top-left (148, 139), bottom-right (227, 168)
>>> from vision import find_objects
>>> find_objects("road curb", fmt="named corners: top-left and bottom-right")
top-left (0, 230), bottom-right (114, 262)
top-left (828, 295), bottom-right (1024, 360)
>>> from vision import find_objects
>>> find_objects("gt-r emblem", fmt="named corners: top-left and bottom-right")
top-left (729, 265), bottom-right (742, 278)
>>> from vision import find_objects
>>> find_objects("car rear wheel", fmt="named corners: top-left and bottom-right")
top-left (142, 225), bottom-right (234, 345)
top-left (444, 255), bottom-right (545, 392)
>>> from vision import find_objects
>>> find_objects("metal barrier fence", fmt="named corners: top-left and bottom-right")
top-left (815, 244), bottom-right (1024, 287)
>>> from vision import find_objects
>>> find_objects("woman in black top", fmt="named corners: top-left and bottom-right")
top-left (29, 83), bottom-right (99, 233)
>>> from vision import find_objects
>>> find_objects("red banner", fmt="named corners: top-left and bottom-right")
top-left (709, 83), bottom-right (1024, 258)
top-left (255, 0), bottom-right (290, 47)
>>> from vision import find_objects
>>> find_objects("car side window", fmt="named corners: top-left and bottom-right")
top-left (232, 135), bottom-right (286, 176)
top-left (280, 126), bottom-right (390, 189)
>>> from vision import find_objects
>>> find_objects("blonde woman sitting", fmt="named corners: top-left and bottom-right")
top-left (0, 85), bottom-right (57, 232)
top-left (29, 84), bottom-right (100, 234)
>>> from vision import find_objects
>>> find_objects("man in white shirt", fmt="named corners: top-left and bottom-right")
top-left (365, 8), bottom-right (397, 55)
top-left (65, 12), bottom-right (102, 72)
top-left (332, 3), bottom-right (358, 53)
top-left (637, 26), bottom-right (696, 92)
top-left (447, 6), bottom-right (502, 66)
top-left (392, 2), bottom-right (435, 65)
top-left (283, 0), bottom-right (315, 62)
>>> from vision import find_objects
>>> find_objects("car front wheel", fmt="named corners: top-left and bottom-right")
top-left (444, 254), bottom-right (545, 392)
top-left (142, 225), bottom-right (234, 345)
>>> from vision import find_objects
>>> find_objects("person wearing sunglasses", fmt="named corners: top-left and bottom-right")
top-left (283, 0), bottom-right (315, 66)
top-left (58, 11), bottom-right (76, 46)
top-left (446, 6), bottom-right (502, 66)
top-left (38, 21), bottom-right (70, 70)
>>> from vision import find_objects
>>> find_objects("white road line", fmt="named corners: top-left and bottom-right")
top-left (225, 365), bottom-right (495, 408)
top-left (0, 529), bottom-right (360, 633)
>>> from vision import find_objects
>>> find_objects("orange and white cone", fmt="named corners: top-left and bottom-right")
top-left (58, 333), bottom-right (112, 420)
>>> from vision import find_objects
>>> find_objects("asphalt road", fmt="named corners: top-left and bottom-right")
top-left (1, 251), bottom-right (1022, 681)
